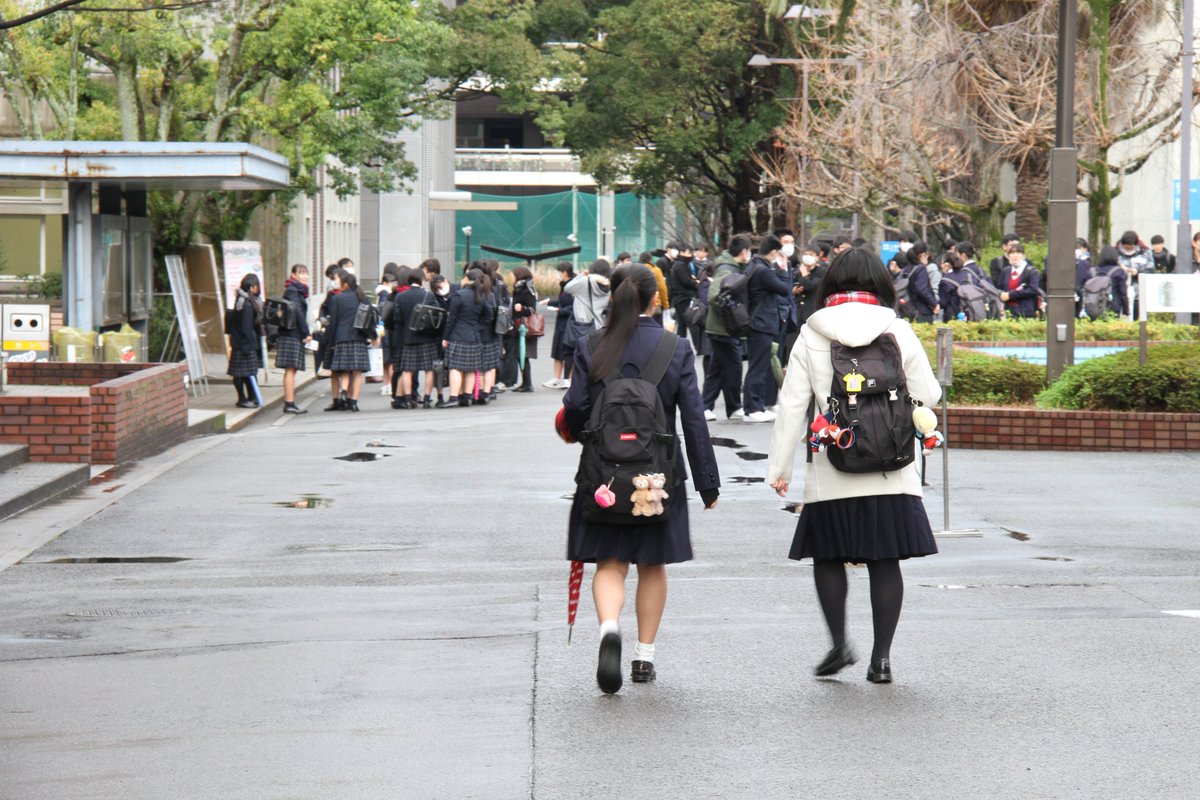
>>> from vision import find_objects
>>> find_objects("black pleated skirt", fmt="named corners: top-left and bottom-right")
top-left (789, 494), bottom-right (937, 563)
top-left (567, 484), bottom-right (693, 565)
top-left (274, 335), bottom-right (306, 371)
top-left (227, 348), bottom-right (261, 377)
top-left (550, 313), bottom-right (573, 361)
top-left (330, 340), bottom-right (370, 372)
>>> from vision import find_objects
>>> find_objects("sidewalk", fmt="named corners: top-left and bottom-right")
top-left (187, 366), bottom-right (320, 432)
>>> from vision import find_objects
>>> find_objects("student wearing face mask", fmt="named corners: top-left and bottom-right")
top-left (794, 243), bottom-right (827, 327)
top-left (887, 231), bottom-right (917, 274)
top-left (1115, 231), bottom-right (1153, 319)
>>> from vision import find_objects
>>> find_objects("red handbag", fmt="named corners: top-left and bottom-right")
top-left (521, 312), bottom-right (546, 337)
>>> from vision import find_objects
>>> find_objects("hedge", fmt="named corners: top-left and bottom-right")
top-left (923, 344), bottom-right (1045, 406)
top-left (911, 318), bottom-right (1198, 343)
top-left (1036, 343), bottom-right (1200, 412)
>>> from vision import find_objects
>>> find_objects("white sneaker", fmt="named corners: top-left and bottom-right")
top-left (559, 379), bottom-right (571, 389)
top-left (543, 379), bottom-right (560, 389)
top-left (766, 404), bottom-right (779, 413)
top-left (380, 385), bottom-right (390, 396)
top-left (703, 409), bottom-right (717, 422)
top-left (744, 410), bottom-right (776, 423)
top-left (729, 408), bottom-right (745, 420)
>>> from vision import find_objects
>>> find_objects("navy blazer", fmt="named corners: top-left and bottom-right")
top-left (444, 287), bottom-right (494, 343)
top-left (747, 257), bottom-right (793, 336)
top-left (394, 286), bottom-right (441, 346)
top-left (899, 262), bottom-right (937, 318)
top-left (999, 263), bottom-right (1041, 318)
top-left (226, 292), bottom-right (259, 353)
top-left (563, 318), bottom-right (720, 492)
top-left (280, 280), bottom-right (310, 340)
top-left (938, 267), bottom-right (978, 320)
top-left (326, 290), bottom-right (369, 345)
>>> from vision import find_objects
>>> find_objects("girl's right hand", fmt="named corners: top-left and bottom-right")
top-left (771, 478), bottom-right (789, 497)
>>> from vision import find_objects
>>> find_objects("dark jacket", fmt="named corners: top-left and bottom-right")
top-left (280, 279), bottom-right (310, 339)
top-left (513, 279), bottom-right (537, 325)
top-left (747, 256), bottom-right (793, 336)
top-left (961, 259), bottom-right (988, 284)
top-left (795, 263), bottom-right (827, 324)
top-left (394, 286), bottom-right (441, 347)
top-left (938, 267), bottom-right (978, 321)
top-left (226, 290), bottom-right (260, 353)
top-left (563, 318), bottom-right (720, 493)
top-left (998, 262), bottom-right (1041, 318)
top-left (669, 257), bottom-right (700, 305)
top-left (899, 261), bottom-right (937, 318)
top-left (444, 286), bottom-right (494, 343)
top-left (326, 289), bottom-right (369, 345)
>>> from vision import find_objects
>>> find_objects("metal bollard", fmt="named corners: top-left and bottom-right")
top-left (934, 327), bottom-right (980, 538)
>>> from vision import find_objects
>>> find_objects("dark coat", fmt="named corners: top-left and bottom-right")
top-left (326, 289), bottom-right (369, 345)
top-left (394, 286), bottom-right (441, 347)
top-left (444, 286), bottom-right (494, 343)
top-left (900, 261), bottom-right (937, 318)
top-left (747, 256), bottom-right (793, 336)
top-left (512, 278), bottom-right (540, 359)
top-left (226, 291), bottom-right (260, 353)
top-left (280, 279), bottom-right (310, 340)
top-left (795, 263), bottom-right (827, 324)
top-left (998, 262), bottom-right (1041, 318)
top-left (669, 257), bottom-right (700, 305)
top-left (564, 318), bottom-right (720, 493)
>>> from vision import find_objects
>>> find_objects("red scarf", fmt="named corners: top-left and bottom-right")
top-left (824, 291), bottom-right (882, 308)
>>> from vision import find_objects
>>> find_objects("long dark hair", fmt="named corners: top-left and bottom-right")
top-left (590, 265), bottom-right (658, 382)
top-left (464, 268), bottom-right (490, 303)
top-left (336, 268), bottom-right (366, 302)
top-left (814, 248), bottom-right (898, 309)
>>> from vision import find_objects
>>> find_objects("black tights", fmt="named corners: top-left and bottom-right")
top-left (813, 558), bottom-right (904, 662)
top-left (233, 377), bottom-right (251, 403)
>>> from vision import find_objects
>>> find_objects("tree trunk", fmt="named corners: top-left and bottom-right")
top-left (1014, 153), bottom-right (1048, 241)
top-left (114, 61), bottom-right (141, 141)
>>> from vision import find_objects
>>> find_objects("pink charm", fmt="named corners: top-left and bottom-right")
top-left (594, 483), bottom-right (616, 508)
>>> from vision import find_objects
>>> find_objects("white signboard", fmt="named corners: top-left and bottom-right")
top-left (165, 255), bottom-right (208, 387)
top-left (1138, 274), bottom-right (1200, 320)
top-left (221, 241), bottom-right (264, 309)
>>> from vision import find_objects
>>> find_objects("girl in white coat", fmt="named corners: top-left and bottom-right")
top-left (766, 249), bottom-right (941, 684)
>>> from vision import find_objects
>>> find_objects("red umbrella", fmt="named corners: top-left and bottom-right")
top-left (567, 560), bottom-right (584, 643)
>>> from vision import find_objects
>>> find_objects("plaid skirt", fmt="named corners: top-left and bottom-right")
top-left (482, 339), bottom-right (502, 370)
top-left (227, 348), bottom-right (261, 377)
top-left (380, 334), bottom-right (395, 365)
top-left (274, 335), bottom-right (306, 371)
top-left (447, 341), bottom-right (485, 372)
top-left (400, 341), bottom-right (438, 373)
top-left (330, 339), bottom-right (370, 372)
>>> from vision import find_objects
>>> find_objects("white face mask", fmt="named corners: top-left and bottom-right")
top-left (781, 243), bottom-right (795, 258)
top-left (801, 254), bottom-right (817, 266)
top-left (436, 286), bottom-right (450, 297)
top-left (1075, 249), bottom-right (1086, 260)
top-left (898, 242), bottom-right (913, 253)
top-left (666, 249), bottom-right (678, 260)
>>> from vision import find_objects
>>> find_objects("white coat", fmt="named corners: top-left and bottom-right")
top-left (766, 302), bottom-right (941, 503)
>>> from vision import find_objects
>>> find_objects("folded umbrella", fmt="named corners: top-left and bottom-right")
top-left (567, 559), bottom-right (584, 643)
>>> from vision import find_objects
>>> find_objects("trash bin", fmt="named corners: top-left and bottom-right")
top-left (52, 327), bottom-right (99, 363)
top-left (100, 324), bottom-right (143, 364)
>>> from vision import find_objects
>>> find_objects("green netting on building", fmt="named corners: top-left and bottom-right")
top-left (454, 190), bottom-right (680, 270)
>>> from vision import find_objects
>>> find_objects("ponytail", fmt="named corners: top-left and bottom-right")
top-left (590, 265), bottom-right (658, 381)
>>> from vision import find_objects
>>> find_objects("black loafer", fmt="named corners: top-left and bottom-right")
top-left (814, 642), bottom-right (858, 677)
top-left (596, 631), bottom-right (622, 694)
top-left (631, 660), bottom-right (656, 683)
top-left (867, 658), bottom-right (893, 684)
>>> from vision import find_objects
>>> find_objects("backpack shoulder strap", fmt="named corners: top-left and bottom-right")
top-left (641, 331), bottom-right (680, 386)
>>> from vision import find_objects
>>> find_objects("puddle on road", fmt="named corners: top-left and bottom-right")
top-left (276, 496), bottom-right (333, 509)
top-left (1004, 529), bottom-right (1031, 541)
top-left (334, 452), bottom-right (391, 462)
top-left (782, 502), bottom-right (803, 514)
top-left (1034, 556), bottom-right (1075, 562)
top-left (38, 557), bottom-right (194, 564)
top-left (710, 437), bottom-right (747, 449)
top-left (730, 476), bottom-right (764, 484)
top-left (736, 451), bottom-right (768, 461)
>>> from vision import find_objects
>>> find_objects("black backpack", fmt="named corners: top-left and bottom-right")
top-left (263, 297), bottom-right (296, 330)
top-left (409, 290), bottom-right (446, 334)
top-left (894, 265), bottom-right (918, 320)
top-left (352, 302), bottom-right (379, 337)
top-left (825, 333), bottom-right (917, 474)
top-left (576, 332), bottom-right (679, 524)
top-left (711, 265), bottom-right (755, 336)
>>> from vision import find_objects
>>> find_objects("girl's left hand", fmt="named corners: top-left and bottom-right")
top-left (771, 478), bottom-right (789, 497)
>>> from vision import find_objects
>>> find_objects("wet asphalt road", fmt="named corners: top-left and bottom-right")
top-left (1, 357), bottom-right (1199, 799)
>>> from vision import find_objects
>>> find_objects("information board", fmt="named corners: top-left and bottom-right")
top-left (1138, 273), bottom-right (1200, 319)
top-left (221, 241), bottom-right (265, 309)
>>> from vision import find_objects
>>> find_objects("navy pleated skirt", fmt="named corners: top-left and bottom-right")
top-left (567, 484), bottom-right (693, 565)
top-left (789, 494), bottom-right (937, 563)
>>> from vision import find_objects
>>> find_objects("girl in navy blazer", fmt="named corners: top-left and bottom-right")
top-left (563, 264), bottom-right (721, 694)
top-left (442, 268), bottom-right (495, 406)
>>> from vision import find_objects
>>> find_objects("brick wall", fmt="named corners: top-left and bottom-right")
top-left (0, 394), bottom-right (92, 462)
top-left (7, 361), bottom-right (147, 387)
top-left (946, 407), bottom-right (1200, 452)
top-left (90, 364), bottom-right (188, 464)
top-left (1, 362), bottom-right (188, 464)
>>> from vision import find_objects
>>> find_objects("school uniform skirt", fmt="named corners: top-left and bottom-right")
top-left (446, 340), bottom-right (484, 372)
top-left (400, 341), bottom-right (438, 372)
top-left (482, 338), bottom-right (502, 370)
top-left (567, 484), bottom-right (693, 565)
top-left (227, 348), bottom-right (261, 378)
top-left (330, 339), bottom-right (370, 372)
top-left (789, 494), bottom-right (937, 563)
top-left (380, 334), bottom-right (394, 365)
top-left (550, 313), bottom-right (572, 361)
top-left (274, 335), bottom-right (306, 371)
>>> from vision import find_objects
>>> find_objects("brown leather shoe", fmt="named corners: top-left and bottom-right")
top-left (631, 660), bottom-right (656, 683)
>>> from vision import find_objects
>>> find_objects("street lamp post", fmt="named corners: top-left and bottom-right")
top-left (462, 225), bottom-right (472, 266)
top-left (1046, 0), bottom-right (1079, 382)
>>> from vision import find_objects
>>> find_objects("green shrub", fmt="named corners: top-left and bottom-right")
top-left (1036, 343), bottom-right (1200, 412)
top-left (911, 318), bottom-right (1198, 343)
top-left (923, 344), bottom-right (1045, 406)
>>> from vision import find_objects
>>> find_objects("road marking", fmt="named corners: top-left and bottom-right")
top-left (1162, 610), bottom-right (1200, 619)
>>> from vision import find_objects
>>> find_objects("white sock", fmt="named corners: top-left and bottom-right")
top-left (599, 619), bottom-right (619, 637)
top-left (634, 641), bottom-right (655, 663)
